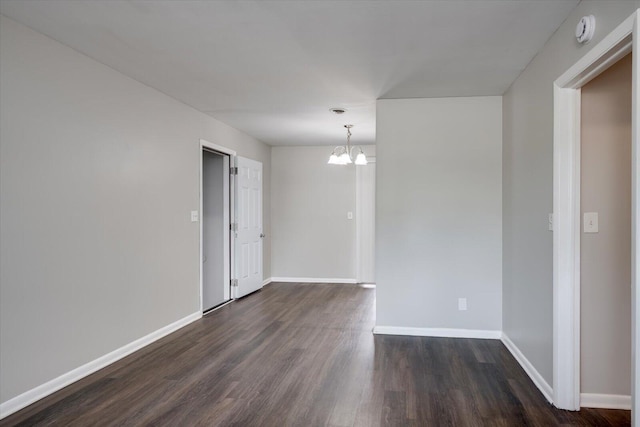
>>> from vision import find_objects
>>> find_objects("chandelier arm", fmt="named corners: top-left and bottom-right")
top-left (329, 124), bottom-right (364, 165)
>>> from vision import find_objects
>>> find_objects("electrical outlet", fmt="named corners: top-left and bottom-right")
top-left (458, 298), bottom-right (467, 311)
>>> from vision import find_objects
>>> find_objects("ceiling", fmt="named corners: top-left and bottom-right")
top-left (0, 0), bottom-right (579, 146)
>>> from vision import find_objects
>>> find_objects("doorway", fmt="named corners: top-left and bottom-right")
top-left (202, 148), bottom-right (231, 312)
top-left (552, 10), bottom-right (639, 418)
top-left (199, 139), bottom-right (264, 310)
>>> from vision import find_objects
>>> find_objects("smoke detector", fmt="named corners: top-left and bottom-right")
top-left (576, 15), bottom-right (595, 44)
top-left (329, 107), bottom-right (347, 115)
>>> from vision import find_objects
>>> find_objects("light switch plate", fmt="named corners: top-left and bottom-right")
top-left (583, 212), bottom-right (598, 233)
top-left (191, 210), bottom-right (199, 222)
top-left (548, 213), bottom-right (553, 231)
top-left (347, 211), bottom-right (353, 220)
top-left (458, 298), bottom-right (467, 311)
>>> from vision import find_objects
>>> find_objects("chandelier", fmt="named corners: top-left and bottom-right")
top-left (328, 124), bottom-right (367, 165)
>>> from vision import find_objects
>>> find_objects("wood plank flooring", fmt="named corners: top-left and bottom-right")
top-left (1, 282), bottom-right (631, 426)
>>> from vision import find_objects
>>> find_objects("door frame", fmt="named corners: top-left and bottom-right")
top-left (552, 10), bottom-right (638, 416)
top-left (200, 139), bottom-right (236, 313)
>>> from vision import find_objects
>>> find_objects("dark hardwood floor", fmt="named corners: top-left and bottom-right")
top-left (1, 282), bottom-right (630, 426)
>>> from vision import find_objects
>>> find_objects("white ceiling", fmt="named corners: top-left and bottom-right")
top-left (0, 0), bottom-right (578, 146)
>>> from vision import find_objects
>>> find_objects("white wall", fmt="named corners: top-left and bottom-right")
top-left (376, 96), bottom-right (502, 331)
top-left (270, 145), bottom-right (374, 280)
top-left (502, 0), bottom-right (639, 386)
top-left (0, 16), bottom-right (271, 405)
top-left (580, 54), bottom-right (632, 396)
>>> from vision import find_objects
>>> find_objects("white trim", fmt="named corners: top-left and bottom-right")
top-left (222, 156), bottom-right (230, 301)
top-left (0, 312), bottom-right (201, 420)
top-left (355, 165), bottom-right (362, 283)
top-left (269, 277), bottom-right (358, 284)
top-left (553, 83), bottom-right (582, 411)
top-left (372, 326), bottom-right (501, 340)
top-left (199, 145), bottom-right (204, 312)
top-left (553, 10), bottom-right (638, 412)
top-left (501, 333), bottom-right (554, 404)
top-left (580, 393), bottom-right (632, 410)
top-left (633, 13), bottom-right (640, 420)
top-left (203, 299), bottom-right (233, 315)
top-left (200, 138), bottom-right (236, 156)
top-left (262, 277), bottom-right (272, 286)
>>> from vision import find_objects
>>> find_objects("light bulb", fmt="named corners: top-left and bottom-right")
top-left (355, 152), bottom-right (368, 165)
top-left (339, 152), bottom-right (352, 164)
top-left (328, 154), bottom-right (339, 164)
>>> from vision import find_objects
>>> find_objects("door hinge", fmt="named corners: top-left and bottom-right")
top-left (230, 167), bottom-right (238, 175)
top-left (231, 279), bottom-right (238, 287)
top-left (230, 222), bottom-right (238, 232)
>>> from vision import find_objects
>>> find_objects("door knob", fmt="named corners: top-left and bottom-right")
top-left (260, 233), bottom-right (265, 238)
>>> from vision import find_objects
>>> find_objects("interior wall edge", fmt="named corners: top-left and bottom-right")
top-left (0, 311), bottom-right (201, 420)
top-left (580, 393), bottom-right (632, 410)
top-left (372, 326), bottom-right (502, 340)
top-left (501, 333), bottom-right (554, 404)
top-left (269, 277), bottom-right (357, 284)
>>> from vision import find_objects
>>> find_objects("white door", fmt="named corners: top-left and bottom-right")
top-left (234, 156), bottom-right (263, 298)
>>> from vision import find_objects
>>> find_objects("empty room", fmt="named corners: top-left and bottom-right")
top-left (1, 1), bottom-right (639, 426)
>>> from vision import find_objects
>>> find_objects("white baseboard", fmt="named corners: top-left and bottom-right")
top-left (581, 393), bottom-right (631, 410)
top-left (269, 277), bottom-right (357, 284)
top-left (501, 333), bottom-right (553, 403)
top-left (0, 311), bottom-right (201, 420)
top-left (262, 277), bottom-right (272, 286)
top-left (373, 326), bottom-right (502, 340)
